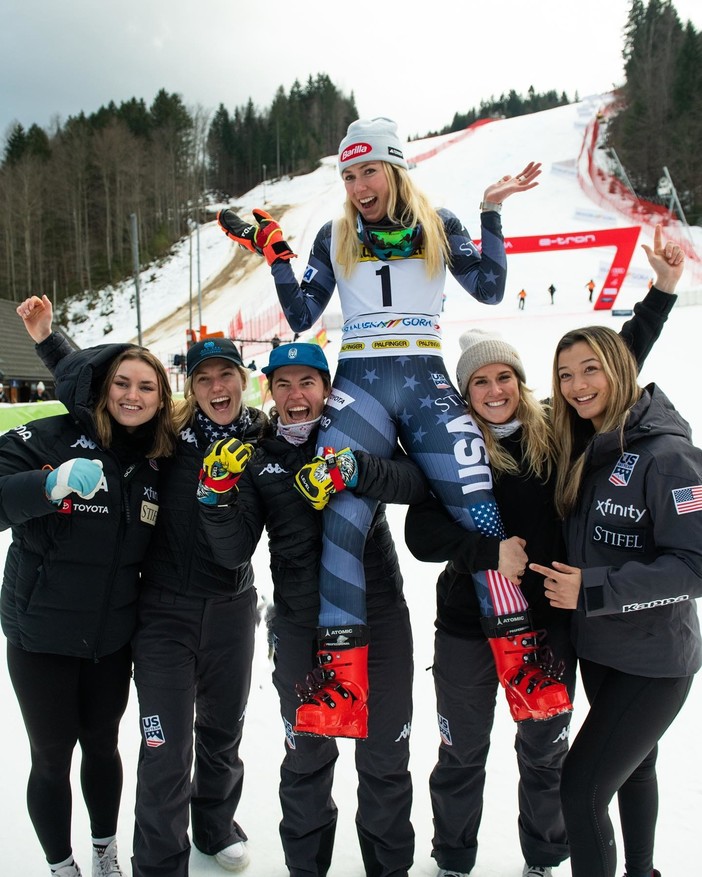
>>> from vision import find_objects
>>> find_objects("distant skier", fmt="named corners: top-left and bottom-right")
top-left (586, 279), bottom-right (595, 303)
top-left (518, 288), bottom-right (527, 310)
top-left (548, 283), bottom-right (556, 305)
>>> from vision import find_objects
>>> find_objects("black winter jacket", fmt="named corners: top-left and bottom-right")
top-left (140, 406), bottom-right (266, 598)
top-left (0, 344), bottom-right (161, 658)
top-left (201, 426), bottom-right (427, 625)
top-left (566, 384), bottom-right (702, 678)
top-left (34, 331), bottom-right (267, 600)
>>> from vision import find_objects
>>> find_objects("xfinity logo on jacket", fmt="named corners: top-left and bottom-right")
top-left (596, 498), bottom-right (647, 522)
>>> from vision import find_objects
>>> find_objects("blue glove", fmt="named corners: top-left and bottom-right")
top-left (45, 458), bottom-right (104, 503)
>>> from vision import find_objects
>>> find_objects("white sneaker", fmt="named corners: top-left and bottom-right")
top-left (214, 841), bottom-right (250, 872)
top-left (51, 863), bottom-right (82, 877)
top-left (92, 839), bottom-right (124, 877)
top-left (522, 867), bottom-right (553, 877)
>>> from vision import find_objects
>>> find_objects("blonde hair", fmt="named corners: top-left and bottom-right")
top-left (93, 348), bottom-right (176, 458)
top-left (468, 376), bottom-right (554, 481)
top-left (334, 163), bottom-right (450, 278)
top-left (551, 326), bottom-right (640, 517)
top-left (172, 362), bottom-right (249, 432)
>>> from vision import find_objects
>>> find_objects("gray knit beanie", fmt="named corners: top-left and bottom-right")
top-left (338, 117), bottom-right (408, 174)
top-left (455, 329), bottom-right (526, 396)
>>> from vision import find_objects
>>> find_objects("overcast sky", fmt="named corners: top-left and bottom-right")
top-left (3, 0), bottom-right (701, 147)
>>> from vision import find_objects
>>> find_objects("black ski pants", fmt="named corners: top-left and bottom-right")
top-left (131, 585), bottom-right (257, 877)
top-left (561, 658), bottom-right (693, 877)
top-left (429, 622), bottom-right (576, 873)
top-left (270, 597), bottom-right (414, 877)
top-left (7, 641), bottom-right (131, 864)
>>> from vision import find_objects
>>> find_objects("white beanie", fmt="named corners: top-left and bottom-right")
top-left (37, 381), bottom-right (46, 392)
top-left (455, 329), bottom-right (526, 396)
top-left (338, 117), bottom-right (408, 174)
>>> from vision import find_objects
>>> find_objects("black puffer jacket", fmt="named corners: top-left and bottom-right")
top-left (201, 425), bottom-right (427, 624)
top-left (35, 331), bottom-right (267, 600)
top-left (0, 344), bottom-right (161, 658)
top-left (140, 405), bottom-right (267, 598)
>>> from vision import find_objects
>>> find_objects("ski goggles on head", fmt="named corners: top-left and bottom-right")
top-left (357, 215), bottom-right (423, 260)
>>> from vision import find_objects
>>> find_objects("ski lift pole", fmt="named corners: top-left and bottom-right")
top-left (129, 213), bottom-right (143, 346)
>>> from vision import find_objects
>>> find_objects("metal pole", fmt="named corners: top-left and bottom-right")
top-left (262, 164), bottom-right (267, 205)
top-left (129, 213), bottom-right (143, 346)
top-left (188, 219), bottom-right (193, 333)
top-left (195, 206), bottom-right (202, 329)
top-left (661, 166), bottom-right (689, 225)
top-left (608, 149), bottom-right (637, 197)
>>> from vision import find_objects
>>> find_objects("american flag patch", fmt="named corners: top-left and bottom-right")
top-left (609, 453), bottom-right (640, 487)
top-left (672, 485), bottom-right (702, 515)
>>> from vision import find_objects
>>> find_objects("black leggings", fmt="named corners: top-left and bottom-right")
top-left (7, 642), bottom-right (132, 863)
top-left (560, 659), bottom-right (693, 877)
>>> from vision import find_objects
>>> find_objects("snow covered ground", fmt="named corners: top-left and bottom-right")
top-left (1, 97), bottom-right (701, 875)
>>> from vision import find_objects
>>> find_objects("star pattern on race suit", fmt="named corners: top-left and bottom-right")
top-left (435, 411), bottom-right (452, 425)
top-left (469, 500), bottom-right (506, 539)
top-left (484, 268), bottom-right (499, 285)
top-left (362, 369), bottom-right (379, 384)
top-left (412, 426), bottom-right (427, 444)
top-left (398, 409), bottom-right (413, 426)
top-left (419, 394), bottom-right (434, 409)
top-left (403, 374), bottom-right (419, 391)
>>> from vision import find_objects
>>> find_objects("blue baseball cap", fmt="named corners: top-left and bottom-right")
top-left (262, 343), bottom-right (330, 376)
top-left (186, 338), bottom-right (244, 377)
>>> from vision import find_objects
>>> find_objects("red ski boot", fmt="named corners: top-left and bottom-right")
top-left (482, 612), bottom-right (573, 722)
top-left (294, 625), bottom-right (369, 739)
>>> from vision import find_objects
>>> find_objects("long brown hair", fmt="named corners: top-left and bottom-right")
top-left (335, 163), bottom-right (450, 278)
top-left (551, 326), bottom-right (640, 517)
top-left (93, 348), bottom-right (176, 458)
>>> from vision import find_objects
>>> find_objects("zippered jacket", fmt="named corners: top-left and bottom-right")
top-left (0, 344), bottom-right (161, 658)
top-left (566, 383), bottom-right (702, 677)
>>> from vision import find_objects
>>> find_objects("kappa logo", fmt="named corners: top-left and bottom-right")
top-left (142, 715), bottom-right (166, 748)
top-left (180, 427), bottom-right (198, 445)
top-left (71, 435), bottom-right (97, 450)
top-left (259, 463), bottom-right (290, 476)
top-left (394, 722), bottom-right (412, 742)
top-left (552, 724), bottom-right (570, 744)
top-left (11, 425), bottom-right (32, 442)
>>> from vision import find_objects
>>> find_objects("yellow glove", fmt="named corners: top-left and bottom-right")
top-left (197, 437), bottom-right (254, 505)
top-left (294, 447), bottom-right (358, 510)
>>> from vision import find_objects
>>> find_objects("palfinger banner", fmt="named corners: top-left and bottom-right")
top-left (476, 226), bottom-right (641, 311)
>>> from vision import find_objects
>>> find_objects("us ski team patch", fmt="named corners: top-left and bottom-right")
top-left (609, 453), bottom-right (639, 487)
top-left (142, 715), bottom-right (166, 748)
top-left (438, 713), bottom-right (452, 746)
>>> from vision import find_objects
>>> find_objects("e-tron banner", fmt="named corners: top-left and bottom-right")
top-left (475, 226), bottom-right (641, 311)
